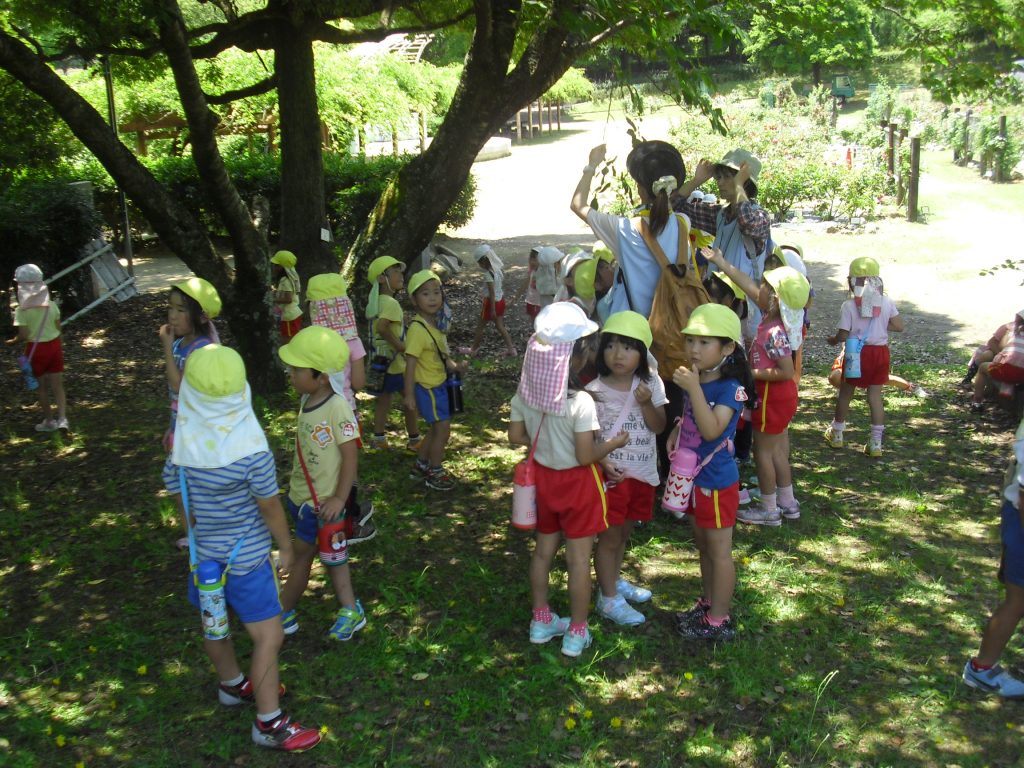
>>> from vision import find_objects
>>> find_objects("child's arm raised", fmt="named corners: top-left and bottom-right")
top-left (256, 495), bottom-right (295, 576)
top-left (159, 324), bottom-right (182, 392)
top-left (570, 144), bottom-right (606, 221)
top-left (672, 365), bottom-right (735, 440)
top-left (701, 246), bottom-right (768, 311)
top-left (318, 439), bottom-right (358, 523)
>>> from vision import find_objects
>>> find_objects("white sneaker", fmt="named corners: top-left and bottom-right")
top-left (616, 578), bottom-right (652, 604)
top-left (55, 417), bottom-right (70, 431)
top-left (34, 419), bottom-right (58, 432)
top-left (597, 593), bottom-right (645, 625)
top-left (737, 504), bottom-right (782, 527)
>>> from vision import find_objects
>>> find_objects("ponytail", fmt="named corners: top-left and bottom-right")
top-left (649, 191), bottom-right (671, 237)
top-left (718, 342), bottom-right (755, 399)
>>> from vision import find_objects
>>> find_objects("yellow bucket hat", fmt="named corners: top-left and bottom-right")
top-left (173, 277), bottom-right (222, 319)
top-left (849, 256), bottom-right (880, 278)
top-left (407, 270), bottom-right (441, 296)
top-left (573, 259), bottom-right (597, 301)
top-left (681, 303), bottom-right (742, 343)
top-left (278, 325), bottom-right (349, 372)
top-left (367, 255), bottom-right (403, 284)
top-left (592, 241), bottom-right (615, 264)
top-left (764, 266), bottom-right (810, 310)
top-left (306, 273), bottom-right (349, 301)
top-left (712, 272), bottom-right (746, 301)
top-left (184, 344), bottom-right (246, 396)
top-left (603, 310), bottom-right (653, 348)
top-left (270, 250), bottom-right (297, 268)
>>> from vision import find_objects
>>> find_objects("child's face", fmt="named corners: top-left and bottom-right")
top-left (572, 334), bottom-right (598, 372)
top-left (758, 280), bottom-right (774, 311)
top-left (167, 291), bottom-right (193, 337)
top-left (288, 366), bottom-right (322, 395)
top-left (412, 280), bottom-right (444, 316)
top-left (383, 264), bottom-right (404, 291)
top-left (528, 253), bottom-right (539, 269)
top-left (603, 336), bottom-right (642, 377)
top-left (685, 335), bottom-right (733, 371)
top-left (595, 260), bottom-right (614, 292)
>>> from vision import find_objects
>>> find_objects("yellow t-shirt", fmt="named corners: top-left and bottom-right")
top-left (277, 275), bottom-right (302, 322)
top-left (371, 294), bottom-right (406, 375)
top-left (405, 315), bottom-right (449, 388)
top-left (288, 393), bottom-right (359, 507)
top-left (14, 304), bottom-right (61, 343)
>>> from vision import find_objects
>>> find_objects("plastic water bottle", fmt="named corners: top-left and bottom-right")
top-left (197, 560), bottom-right (230, 640)
top-left (446, 374), bottom-right (465, 414)
top-left (17, 355), bottom-right (38, 391)
top-left (317, 521), bottom-right (349, 566)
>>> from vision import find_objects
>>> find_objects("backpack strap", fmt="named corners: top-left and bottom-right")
top-left (633, 214), bottom-right (690, 274)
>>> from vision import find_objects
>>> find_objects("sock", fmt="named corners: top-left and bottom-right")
top-left (429, 466), bottom-right (444, 475)
top-left (760, 492), bottom-right (777, 513)
top-left (221, 673), bottom-right (245, 688)
top-left (532, 605), bottom-right (552, 623)
top-left (830, 420), bottom-right (846, 435)
top-left (257, 708), bottom-right (283, 724)
top-left (373, 431), bottom-right (385, 438)
top-left (568, 621), bottom-right (588, 637)
top-left (870, 424), bottom-right (884, 443)
top-left (696, 596), bottom-right (710, 609)
top-left (705, 613), bottom-right (730, 626)
top-left (415, 458), bottom-right (429, 471)
top-left (407, 432), bottom-right (421, 441)
top-left (970, 658), bottom-right (993, 672)
top-left (777, 485), bottom-right (795, 506)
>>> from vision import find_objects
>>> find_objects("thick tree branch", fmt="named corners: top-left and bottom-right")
top-left (205, 74), bottom-right (277, 104)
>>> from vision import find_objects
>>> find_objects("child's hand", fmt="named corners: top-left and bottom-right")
top-left (404, 394), bottom-right (417, 414)
top-left (700, 246), bottom-right (725, 268)
top-left (159, 323), bottom-right (175, 349)
top-left (587, 144), bottom-right (607, 168)
top-left (694, 158), bottom-right (715, 184)
top-left (456, 359), bottom-right (470, 375)
top-left (609, 431), bottom-right (630, 450)
top-left (276, 546), bottom-right (294, 578)
top-left (317, 496), bottom-right (345, 523)
top-left (736, 161), bottom-right (751, 187)
top-left (673, 364), bottom-right (701, 393)
top-left (634, 382), bottom-right (652, 405)
top-left (827, 334), bottom-right (840, 346)
top-left (601, 458), bottom-right (625, 484)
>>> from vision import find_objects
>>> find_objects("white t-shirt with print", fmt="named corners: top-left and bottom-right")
top-left (510, 392), bottom-right (600, 470)
top-left (586, 375), bottom-right (668, 486)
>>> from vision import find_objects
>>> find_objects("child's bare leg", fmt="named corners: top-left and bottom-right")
top-left (427, 419), bottom-right (451, 467)
top-left (243, 616), bottom-right (285, 714)
top-left (753, 431), bottom-right (779, 495)
top-left (975, 582), bottom-right (1024, 666)
top-left (866, 384), bottom-right (885, 425)
top-left (887, 374), bottom-right (911, 392)
top-left (278, 539), bottom-right (316, 613)
top-left (833, 380), bottom-right (856, 422)
top-left (469, 316), bottom-right (486, 354)
top-left (693, 526), bottom-right (713, 600)
top-left (404, 402), bottom-right (419, 438)
top-left (973, 363), bottom-right (993, 404)
top-left (204, 635), bottom-right (243, 685)
top-left (51, 372), bottom-right (66, 421)
top-left (703, 527), bottom-right (735, 620)
top-left (595, 523), bottom-right (629, 598)
top-left (327, 562), bottom-right (357, 609)
top-left (564, 535), bottom-right (595, 625)
top-left (495, 315), bottom-right (516, 353)
top-left (373, 392), bottom-right (391, 434)
top-left (417, 420), bottom-right (433, 464)
top-left (772, 429), bottom-right (793, 488)
top-left (530, 532), bottom-right (561, 610)
top-left (36, 373), bottom-right (53, 421)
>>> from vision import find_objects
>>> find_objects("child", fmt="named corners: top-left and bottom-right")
top-left (160, 277), bottom-right (221, 452)
top-left (961, 315), bottom-right (1020, 389)
top-left (823, 256), bottom-right (905, 456)
top-left (511, 247), bottom-right (543, 319)
top-left (962, 415), bottom-right (1024, 699)
top-left (467, 244), bottom-right (517, 357)
top-left (705, 247), bottom-right (809, 526)
top-left (404, 270), bottom-right (469, 491)
top-left (969, 309), bottom-right (1024, 413)
top-left (555, 250), bottom-right (598, 317)
top-left (365, 255), bottom-right (421, 452)
top-left (592, 241), bottom-right (617, 324)
top-left (508, 302), bottom-right (629, 657)
top-left (11, 264), bottom-right (69, 431)
top-left (587, 311), bottom-right (668, 626)
top-left (534, 246), bottom-right (564, 308)
top-left (670, 304), bottom-right (753, 641)
top-left (163, 344), bottom-right (320, 752)
top-left (307, 273), bottom-right (375, 544)
top-left (276, 326), bottom-right (366, 641)
top-left (271, 250), bottom-right (302, 341)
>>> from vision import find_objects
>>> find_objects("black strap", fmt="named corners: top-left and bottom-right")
top-left (411, 319), bottom-right (448, 365)
top-left (616, 268), bottom-right (635, 312)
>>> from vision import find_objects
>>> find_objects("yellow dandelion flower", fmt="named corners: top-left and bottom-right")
top-left (564, 717), bottom-right (577, 731)
top-left (741, 556), bottom-right (751, 566)
top-left (75, 762), bottom-right (85, 768)
top-left (45, 725), bottom-right (53, 736)
top-left (88, 646), bottom-right (97, 653)
top-left (52, 677), bottom-right (60, 686)
top-left (423, 699), bottom-right (431, 708)
top-left (567, 703), bottom-right (578, 714)
top-left (684, 672), bottom-right (694, 681)
top-left (583, 710), bottom-right (593, 720)
top-left (136, 664), bottom-right (147, 676)
top-left (610, 717), bottom-right (622, 729)
top-left (56, 735), bottom-right (66, 748)
top-left (320, 725), bottom-right (329, 736)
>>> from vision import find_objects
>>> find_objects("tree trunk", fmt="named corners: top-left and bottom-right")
top-left (275, 29), bottom-right (335, 281)
top-left (157, 0), bottom-right (283, 395)
top-left (812, 61), bottom-right (822, 86)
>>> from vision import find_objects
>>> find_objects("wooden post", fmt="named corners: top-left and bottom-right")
top-left (907, 137), bottom-right (921, 222)
top-left (556, 103), bottom-right (562, 130)
top-left (886, 121), bottom-right (897, 180)
top-left (419, 111), bottom-right (427, 152)
top-left (392, 126), bottom-right (399, 157)
top-left (964, 109), bottom-right (973, 163)
top-left (546, 101), bottom-right (553, 131)
top-left (527, 101), bottom-right (533, 137)
top-left (996, 114), bottom-right (1007, 183)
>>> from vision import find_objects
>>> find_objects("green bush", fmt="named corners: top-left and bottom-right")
top-left (975, 116), bottom-right (1023, 181)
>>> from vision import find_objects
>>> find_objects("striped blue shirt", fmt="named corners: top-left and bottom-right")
top-left (163, 451), bottom-right (279, 576)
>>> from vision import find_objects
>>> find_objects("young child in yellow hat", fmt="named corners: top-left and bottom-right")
top-left (270, 250), bottom-right (302, 341)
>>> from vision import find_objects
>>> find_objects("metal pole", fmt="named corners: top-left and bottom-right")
top-left (997, 115), bottom-right (1007, 183)
top-left (102, 56), bottom-right (134, 277)
top-left (907, 137), bottom-right (921, 222)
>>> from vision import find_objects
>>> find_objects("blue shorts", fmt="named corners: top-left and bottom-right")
top-left (380, 373), bottom-right (404, 395)
top-left (1000, 499), bottom-right (1024, 587)
top-left (414, 383), bottom-right (450, 424)
top-left (187, 558), bottom-right (281, 625)
top-left (288, 497), bottom-right (320, 545)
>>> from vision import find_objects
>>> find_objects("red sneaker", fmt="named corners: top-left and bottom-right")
top-left (251, 713), bottom-right (321, 752)
top-left (218, 676), bottom-right (287, 706)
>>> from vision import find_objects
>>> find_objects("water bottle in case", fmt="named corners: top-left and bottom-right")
top-left (446, 374), bottom-right (464, 414)
top-left (197, 560), bottom-right (230, 640)
top-left (17, 355), bottom-right (38, 391)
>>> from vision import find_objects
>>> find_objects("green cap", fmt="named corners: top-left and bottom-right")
top-left (407, 270), bottom-right (441, 296)
top-left (368, 255), bottom-right (403, 284)
top-left (184, 344), bottom-right (245, 396)
top-left (764, 266), bottom-right (810, 310)
top-left (681, 304), bottom-right (742, 343)
top-left (849, 256), bottom-right (880, 278)
top-left (278, 326), bottom-right (349, 373)
top-left (603, 311), bottom-right (653, 348)
top-left (173, 277), bottom-right (222, 319)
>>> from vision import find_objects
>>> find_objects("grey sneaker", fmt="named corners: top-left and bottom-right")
top-left (962, 660), bottom-right (1024, 699)
top-left (596, 593), bottom-right (645, 626)
top-left (780, 500), bottom-right (801, 520)
top-left (737, 504), bottom-right (782, 527)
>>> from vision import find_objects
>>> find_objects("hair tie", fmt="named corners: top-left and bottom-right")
top-left (651, 175), bottom-right (678, 197)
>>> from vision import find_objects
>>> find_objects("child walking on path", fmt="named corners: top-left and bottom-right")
top-left (705, 248), bottom-right (809, 526)
top-left (270, 250), bottom-right (303, 341)
top-left (586, 311), bottom-right (667, 626)
top-left (404, 271), bottom-right (468, 491)
top-left (466, 244), bottom-right (517, 357)
top-left (163, 344), bottom-right (320, 752)
top-left (670, 304), bottom-right (753, 642)
top-left (509, 303), bottom-right (629, 657)
top-left (365, 255), bottom-right (421, 452)
top-left (11, 264), bottom-right (69, 432)
top-left (823, 257), bottom-right (905, 456)
top-left (962, 415), bottom-right (1024, 699)
top-left (511, 247), bottom-right (543, 319)
top-left (277, 326), bottom-right (367, 642)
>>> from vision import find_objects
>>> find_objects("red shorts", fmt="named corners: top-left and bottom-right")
top-left (482, 298), bottom-right (506, 322)
top-left (989, 362), bottom-right (1024, 385)
top-left (689, 482), bottom-right (739, 529)
top-left (526, 303), bottom-right (541, 318)
top-left (26, 339), bottom-right (64, 377)
top-left (534, 463), bottom-right (609, 539)
top-left (280, 317), bottom-right (302, 338)
top-left (605, 478), bottom-right (656, 526)
top-left (754, 378), bottom-right (797, 434)
top-left (844, 344), bottom-right (890, 387)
